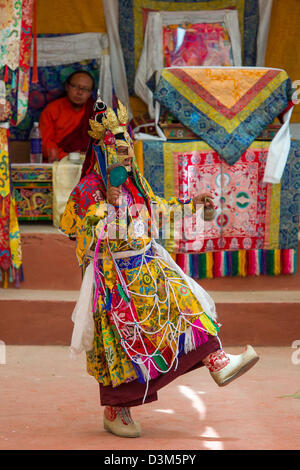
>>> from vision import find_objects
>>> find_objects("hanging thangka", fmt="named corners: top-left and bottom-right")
top-left (119, 0), bottom-right (259, 95)
top-left (0, 0), bottom-right (34, 125)
top-left (16, 0), bottom-right (34, 125)
top-left (134, 139), bottom-right (300, 278)
top-left (0, 125), bottom-right (23, 287)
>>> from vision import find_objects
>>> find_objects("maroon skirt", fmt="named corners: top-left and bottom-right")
top-left (99, 335), bottom-right (220, 407)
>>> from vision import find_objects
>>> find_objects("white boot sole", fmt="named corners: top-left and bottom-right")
top-left (104, 416), bottom-right (141, 438)
top-left (210, 345), bottom-right (260, 387)
top-left (217, 355), bottom-right (260, 387)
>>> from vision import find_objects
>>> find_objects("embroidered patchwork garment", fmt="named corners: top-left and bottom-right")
top-left (153, 67), bottom-right (294, 165)
top-left (0, 127), bottom-right (23, 287)
top-left (135, 139), bottom-right (300, 277)
top-left (119, 0), bottom-right (259, 95)
top-left (61, 172), bottom-right (220, 388)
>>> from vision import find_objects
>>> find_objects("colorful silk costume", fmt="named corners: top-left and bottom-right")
top-left (60, 97), bottom-right (221, 401)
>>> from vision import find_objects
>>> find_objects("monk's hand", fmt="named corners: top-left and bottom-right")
top-left (107, 179), bottom-right (122, 206)
top-left (48, 148), bottom-right (59, 163)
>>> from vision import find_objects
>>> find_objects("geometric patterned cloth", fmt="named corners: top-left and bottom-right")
top-left (153, 67), bottom-right (294, 165)
top-left (135, 139), bottom-right (300, 277)
top-left (119, 0), bottom-right (259, 95)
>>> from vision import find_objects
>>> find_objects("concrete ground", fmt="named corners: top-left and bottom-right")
top-left (0, 345), bottom-right (299, 451)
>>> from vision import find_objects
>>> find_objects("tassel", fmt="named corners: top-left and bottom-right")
top-left (201, 313), bottom-right (220, 335)
top-left (187, 255), bottom-right (193, 277)
top-left (161, 346), bottom-right (173, 366)
top-left (198, 253), bottom-right (206, 279)
top-left (11, 71), bottom-right (16, 89)
top-left (176, 254), bottom-right (186, 274)
top-left (192, 254), bottom-right (199, 278)
top-left (135, 358), bottom-right (150, 382)
top-left (0, 269), bottom-right (2, 283)
top-left (274, 249), bottom-right (281, 275)
top-left (9, 266), bottom-right (13, 283)
top-left (218, 251), bottom-right (225, 277)
top-left (262, 250), bottom-right (267, 275)
top-left (15, 269), bottom-right (20, 288)
top-left (104, 288), bottom-right (112, 311)
top-left (152, 352), bottom-right (168, 372)
top-left (117, 283), bottom-right (130, 303)
top-left (4, 65), bottom-right (9, 83)
top-left (3, 271), bottom-right (8, 288)
top-left (239, 250), bottom-right (247, 277)
top-left (223, 250), bottom-right (228, 276)
top-left (232, 251), bottom-right (239, 276)
top-left (178, 333), bottom-right (186, 357)
top-left (192, 318), bottom-right (208, 347)
top-left (206, 252), bottom-right (213, 279)
top-left (184, 326), bottom-right (195, 354)
top-left (284, 249), bottom-right (294, 274)
top-left (247, 250), bottom-right (256, 276)
top-left (20, 264), bottom-right (24, 282)
top-left (267, 250), bottom-right (274, 275)
top-left (213, 251), bottom-right (222, 278)
top-left (131, 361), bottom-right (146, 384)
top-left (226, 251), bottom-right (233, 276)
top-left (145, 358), bottom-right (161, 380)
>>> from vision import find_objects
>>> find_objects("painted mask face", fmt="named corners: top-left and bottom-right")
top-left (88, 94), bottom-right (134, 187)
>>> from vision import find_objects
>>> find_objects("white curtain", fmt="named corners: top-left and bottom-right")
top-left (256, 0), bottom-right (273, 66)
top-left (31, 33), bottom-right (113, 107)
top-left (102, 0), bottom-right (131, 114)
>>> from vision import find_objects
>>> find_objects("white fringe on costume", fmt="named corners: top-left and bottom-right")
top-left (69, 240), bottom-right (217, 359)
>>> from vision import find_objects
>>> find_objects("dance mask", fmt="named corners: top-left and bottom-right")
top-left (88, 93), bottom-right (134, 187)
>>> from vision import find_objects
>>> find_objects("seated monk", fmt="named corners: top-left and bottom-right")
top-left (39, 70), bottom-right (95, 162)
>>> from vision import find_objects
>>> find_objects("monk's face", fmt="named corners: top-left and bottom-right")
top-left (66, 73), bottom-right (93, 108)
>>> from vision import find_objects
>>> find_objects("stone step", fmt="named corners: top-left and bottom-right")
top-left (1, 288), bottom-right (300, 346)
top-left (19, 225), bottom-right (82, 291)
top-left (18, 225), bottom-right (300, 292)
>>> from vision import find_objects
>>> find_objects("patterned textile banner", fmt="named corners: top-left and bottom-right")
top-left (0, 0), bottom-right (34, 126)
top-left (17, 0), bottom-right (34, 125)
top-left (0, 0), bottom-right (22, 72)
top-left (0, 126), bottom-right (23, 288)
top-left (136, 139), bottom-right (300, 277)
top-left (153, 67), bottom-right (294, 166)
top-left (119, 0), bottom-right (259, 95)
